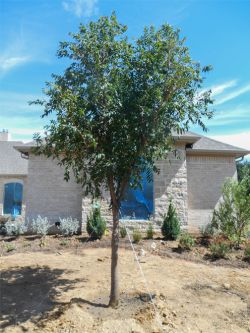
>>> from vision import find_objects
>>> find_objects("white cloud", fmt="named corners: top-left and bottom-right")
top-left (207, 105), bottom-right (250, 126)
top-left (210, 80), bottom-right (237, 97)
top-left (62, 0), bottom-right (98, 17)
top-left (215, 84), bottom-right (250, 105)
top-left (210, 132), bottom-right (250, 159)
top-left (0, 56), bottom-right (30, 73)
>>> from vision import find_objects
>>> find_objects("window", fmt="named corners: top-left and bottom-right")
top-left (3, 183), bottom-right (23, 216)
top-left (120, 171), bottom-right (154, 220)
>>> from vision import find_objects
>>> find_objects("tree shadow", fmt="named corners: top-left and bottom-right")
top-left (0, 265), bottom-right (83, 329)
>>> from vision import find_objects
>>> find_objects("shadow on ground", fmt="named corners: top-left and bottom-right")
top-left (0, 265), bottom-right (83, 329)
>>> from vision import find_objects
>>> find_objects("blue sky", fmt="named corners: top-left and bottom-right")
top-left (1, 0), bottom-right (250, 155)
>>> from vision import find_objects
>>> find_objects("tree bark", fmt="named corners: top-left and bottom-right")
top-left (109, 204), bottom-right (120, 308)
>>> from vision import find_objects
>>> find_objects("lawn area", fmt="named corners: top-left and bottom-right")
top-left (0, 234), bottom-right (249, 333)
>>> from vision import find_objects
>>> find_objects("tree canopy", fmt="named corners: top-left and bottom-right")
top-left (33, 13), bottom-right (213, 200)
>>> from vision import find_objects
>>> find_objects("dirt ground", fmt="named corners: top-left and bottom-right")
top-left (1, 239), bottom-right (250, 333)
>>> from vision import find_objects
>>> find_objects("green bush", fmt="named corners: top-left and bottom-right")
top-left (132, 228), bottom-right (142, 243)
top-left (87, 207), bottom-right (106, 239)
top-left (178, 232), bottom-right (195, 250)
top-left (210, 242), bottom-right (230, 259)
top-left (5, 243), bottom-right (16, 252)
top-left (199, 223), bottom-right (216, 238)
top-left (244, 243), bottom-right (250, 262)
top-left (161, 201), bottom-right (180, 240)
top-left (211, 178), bottom-right (250, 247)
top-left (120, 226), bottom-right (127, 238)
top-left (146, 223), bottom-right (154, 239)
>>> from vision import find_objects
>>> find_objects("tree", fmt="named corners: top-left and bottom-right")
top-left (237, 160), bottom-right (250, 194)
top-left (212, 178), bottom-right (250, 247)
top-left (161, 201), bottom-right (181, 240)
top-left (31, 13), bottom-right (213, 307)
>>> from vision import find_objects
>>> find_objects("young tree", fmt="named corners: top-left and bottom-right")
top-left (31, 13), bottom-right (213, 307)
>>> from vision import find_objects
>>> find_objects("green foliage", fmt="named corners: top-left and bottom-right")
top-left (32, 216), bottom-right (50, 236)
top-left (31, 13), bottom-right (212, 204)
top-left (60, 239), bottom-right (69, 246)
top-left (199, 223), bottom-right (216, 238)
top-left (146, 223), bottom-right (154, 239)
top-left (244, 243), bottom-right (250, 262)
top-left (59, 217), bottom-right (79, 236)
top-left (5, 243), bottom-right (16, 252)
top-left (5, 220), bottom-right (27, 236)
top-left (178, 232), bottom-right (195, 250)
top-left (237, 161), bottom-right (250, 193)
top-left (132, 228), bottom-right (142, 243)
top-left (211, 178), bottom-right (250, 247)
top-left (210, 242), bottom-right (230, 259)
top-left (120, 226), bottom-right (127, 238)
top-left (161, 202), bottom-right (181, 240)
top-left (87, 207), bottom-right (106, 239)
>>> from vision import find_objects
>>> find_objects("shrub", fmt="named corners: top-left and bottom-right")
top-left (146, 223), bottom-right (154, 239)
top-left (244, 243), bottom-right (250, 262)
top-left (5, 219), bottom-right (27, 236)
top-left (32, 216), bottom-right (50, 236)
top-left (5, 243), bottom-right (16, 252)
top-left (59, 217), bottom-right (79, 236)
top-left (211, 178), bottom-right (250, 247)
top-left (178, 232), bottom-right (195, 251)
top-left (60, 239), bottom-right (69, 246)
top-left (120, 226), bottom-right (127, 238)
top-left (87, 207), bottom-right (106, 239)
top-left (132, 228), bottom-right (142, 243)
top-left (210, 242), bottom-right (230, 259)
top-left (161, 201), bottom-right (180, 240)
top-left (200, 223), bottom-right (216, 238)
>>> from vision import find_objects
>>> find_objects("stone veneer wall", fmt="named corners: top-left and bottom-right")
top-left (25, 155), bottom-right (82, 228)
top-left (81, 144), bottom-right (188, 231)
top-left (186, 154), bottom-right (237, 231)
top-left (0, 175), bottom-right (27, 219)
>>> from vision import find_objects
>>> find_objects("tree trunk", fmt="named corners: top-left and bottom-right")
top-left (109, 204), bottom-right (120, 308)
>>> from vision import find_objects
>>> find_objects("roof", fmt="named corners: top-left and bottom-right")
top-left (187, 135), bottom-right (250, 157)
top-left (14, 132), bottom-right (250, 158)
top-left (0, 141), bottom-right (28, 175)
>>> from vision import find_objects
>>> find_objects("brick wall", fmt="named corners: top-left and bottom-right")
top-left (25, 155), bottom-right (82, 228)
top-left (186, 154), bottom-right (237, 230)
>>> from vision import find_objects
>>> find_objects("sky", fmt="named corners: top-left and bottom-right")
top-left (1, 0), bottom-right (250, 158)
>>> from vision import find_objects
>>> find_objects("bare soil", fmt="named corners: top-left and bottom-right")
top-left (0, 235), bottom-right (250, 333)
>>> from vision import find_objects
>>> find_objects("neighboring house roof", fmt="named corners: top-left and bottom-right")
top-left (0, 141), bottom-right (28, 175)
top-left (186, 135), bottom-right (250, 157)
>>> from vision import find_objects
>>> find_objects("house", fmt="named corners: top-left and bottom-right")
top-left (0, 129), bottom-right (249, 231)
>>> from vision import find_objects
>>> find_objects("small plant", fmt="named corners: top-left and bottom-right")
top-left (120, 226), bottom-right (127, 238)
top-left (59, 217), bottom-right (79, 236)
top-left (178, 232), bottom-right (195, 251)
top-left (161, 201), bottom-right (181, 240)
top-left (32, 216), bottom-right (50, 236)
top-left (210, 242), bottom-right (230, 259)
top-left (132, 228), bottom-right (142, 243)
top-left (87, 207), bottom-right (106, 239)
top-left (4, 219), bottom-right (27, 236)
top-left (146, 223), bottom-right (154, 239)
top-left (244, 243), bottom-right (250, 262)
top-left (200, 223), bottom-right (215, 238)
top-left (5, 243), bottom-right (16, 252)
top-left (60, 239), bottom-right (69, 246)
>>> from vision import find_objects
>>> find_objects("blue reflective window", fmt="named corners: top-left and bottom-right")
top-left (3, 183), bottom-right (23, 216)
top-left (120, 171), bottom-right (154, 220)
